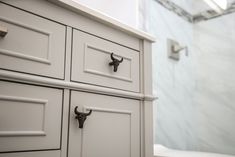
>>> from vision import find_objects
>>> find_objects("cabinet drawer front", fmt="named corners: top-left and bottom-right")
top-left (0, 3), bottom-right (66, 79)
top-left (71, 30), bottom-right (140, 92)
top-left (69, 91), bottom-right (140, 157)
top-left (0, 81), bottom-right (63, 152)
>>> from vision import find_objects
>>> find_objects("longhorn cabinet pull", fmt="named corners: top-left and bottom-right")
top-left (0, 25), bottom-right (8, 37)
top-left (109, 53), bottom-right (123, 72)
top-left (74, 106), bottom-right (92, 129)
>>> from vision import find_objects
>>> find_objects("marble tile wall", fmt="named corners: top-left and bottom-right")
top-left (147, 0), bottom-right (196, 150)
top-left (143, 0), bottom-right (235, 155)
top-left (192, 13), bottom-right (235, 155)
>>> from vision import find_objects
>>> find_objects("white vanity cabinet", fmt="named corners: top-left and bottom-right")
top-left (0, 0), bottom-right (155, 157)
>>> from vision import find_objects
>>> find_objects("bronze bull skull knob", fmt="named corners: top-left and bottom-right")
top-left (74, 106), bottom-right (92, 129)
top-left (109, 53), bottom-right (123, 72)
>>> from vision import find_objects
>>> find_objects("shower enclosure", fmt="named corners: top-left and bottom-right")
top-left (142, 0), bottom-right (235, 156)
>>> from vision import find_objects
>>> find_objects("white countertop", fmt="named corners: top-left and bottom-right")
top-left (49, 0), bottom-right (156, 42)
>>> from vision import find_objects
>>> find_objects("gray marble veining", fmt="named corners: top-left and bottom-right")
top-left (143, 0), bottom-right (235, 155)
top-left (154, 0), bottom-right (235, 23)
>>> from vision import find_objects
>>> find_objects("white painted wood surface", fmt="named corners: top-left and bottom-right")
top-left (49, 0), bottom-right (155, 42)
top-left (0, 81), bottom-right (63, 152)
top-left (71, 29), bottom-right (140, 92)
top-left (0, 0), bottom-right (141, 51)
top-left (69, 91), bottom-right (140, 157)
top-left (71, 0), bottom-right (139, 28)
top-left (0, 69), bottom-right (155, 101)
top-left (0, 3), bottom-right (66, 79)
top-left (141, 40), bottom-right (154, 157)
top-left (0, 150), bottom-right (60, 157)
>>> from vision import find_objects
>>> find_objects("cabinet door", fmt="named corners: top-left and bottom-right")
top-left (69, 91), bottom-right (140, 157)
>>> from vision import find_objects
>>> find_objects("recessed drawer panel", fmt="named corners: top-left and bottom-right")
top-left (71, 30), bottom-right (140, 92)
top-left (69, 91), bottom-right (140, 157)
top-left (0, 81), bottom-right (63, 152)
top-left (0, 3), bottom-right (66, 79)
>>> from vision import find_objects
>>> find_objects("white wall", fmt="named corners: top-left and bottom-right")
top-left (71, 0), bottom-right (138, 28)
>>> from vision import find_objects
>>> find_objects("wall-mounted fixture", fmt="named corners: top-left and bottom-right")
top-left (167, 39), bottom-right (188, 61)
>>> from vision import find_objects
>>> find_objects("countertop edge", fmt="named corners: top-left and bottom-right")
top-left (48, 0), bottom-right (156, 42)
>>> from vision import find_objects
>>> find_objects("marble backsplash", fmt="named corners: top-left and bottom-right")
top-left (192, 13), bottom-right (235, 154)
top-left (146, 0), bottom-right (235, 155)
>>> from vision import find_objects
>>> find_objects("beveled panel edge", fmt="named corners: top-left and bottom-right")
top-left (0, 49), bottom-right (51, 65)
top-left (0, 16), bottom-right (52, 35)
top-left (81, 106), bottom-right (132, 157)
top-left (84, 106), bottom-right (132, 115)
top-left (0, 95), bottom-right (48, 104)
top-left (0, 16), bottom-right (52, 65)
top-left (0, 95), bottom-right (48, 137)
top-left (0, 131), bottom-right (46, 137)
